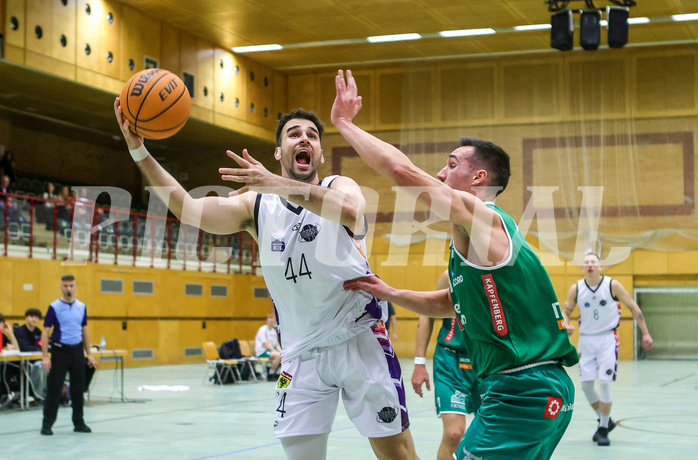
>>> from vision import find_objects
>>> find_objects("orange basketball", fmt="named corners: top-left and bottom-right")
top-left (120, 68), bottom-right (191, 140)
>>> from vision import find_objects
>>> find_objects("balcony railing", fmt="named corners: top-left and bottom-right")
top-left (0, 191), bottom-right (258, 274)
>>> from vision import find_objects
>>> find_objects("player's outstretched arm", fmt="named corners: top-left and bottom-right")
top-left (612, 280), bottom-right (653, 350)
top-left (344, 275), bottom-right (453, 318)
top-left (331, 70), bottom-right (498, 240)
top-left (114, 97), bottom-right (255, 236)
top-left (221, 149), bottom-right (366, 233)
top-left (562, 284), bottom-right (577, 336)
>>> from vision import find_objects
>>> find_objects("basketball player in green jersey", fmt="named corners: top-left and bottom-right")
top-left (335, 70), bottom-right (578, 460)
top-left (412, 271), bottom-right (481, 460)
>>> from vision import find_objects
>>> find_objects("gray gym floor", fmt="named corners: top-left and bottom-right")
top-left (2, 360), bottom-right (697, 459)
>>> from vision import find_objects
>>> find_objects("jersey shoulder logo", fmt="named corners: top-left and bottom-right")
top-left (298, 223), bottom-right (320, 243)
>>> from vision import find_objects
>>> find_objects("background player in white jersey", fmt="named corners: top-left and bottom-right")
top-left (563, 252), bottom-right (653, 446)
top-left (411, 271), bottom-right (480, 460)
top-left (114, 101), bottom-right (418, 460)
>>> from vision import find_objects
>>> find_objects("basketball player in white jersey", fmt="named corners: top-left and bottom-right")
top-left (114, 100), bottom-right (418, 459)
top-left (563, 252), bottom-right (653, 446)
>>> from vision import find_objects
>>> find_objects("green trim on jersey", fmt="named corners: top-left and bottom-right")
top-left (447, 203), bottom-right (578, 379)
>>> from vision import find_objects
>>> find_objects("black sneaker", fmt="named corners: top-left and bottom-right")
top-left (40, 427), bottom-right (53, 436)
top-left (596, 426), bottom-right (610, 446)
top-left (73, 425), bottom-right (92, 433)
top-left (592, 417), bottom-right (616, 442)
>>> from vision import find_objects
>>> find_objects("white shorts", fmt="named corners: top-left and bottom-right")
top-left (273, 325), bottom-right (409, 438)
top-left (578, 330), bottom-right (619, 382)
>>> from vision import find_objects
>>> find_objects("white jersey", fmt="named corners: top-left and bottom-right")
top-left (576, 276), bottom-right (621, 335)
top-left (254, 176), bottom-right (381, 362)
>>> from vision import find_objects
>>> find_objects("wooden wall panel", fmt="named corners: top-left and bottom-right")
top-left (272, 70), bottom-right (288, 129)
top-left (159, 23), bottom-right (180, 76)
top-left (120, 5), bottom-right (161, 80)
top-left (180, 33), bottom-right (214, 114)
top-left (52, 0), bottom-right (76, 64)
top-left (378, 69), bottom-right (434, 128)
top-left (127, 319), bottom-right (158, 366)
top-left (11, 260), bottom-right (41, 317)
top-left (568, 58), bottom-right (627, 115)
top-left (287, 73), bottom-right (317, 113)
top-left (440, 65), bottom-right (496, 123)
top-left (213, 48), bottom-right (246, 119)
top-left (92, 270), bottom-right (127, 317)
top-left (158, 320), bottom-right (180, 364)
top-left (245, 60), bottom-right (274, 128)
top-left (75, 0), bottom-right (121, 79)
top-left (0, 259), bottom-right (13, 315)
top-left (635, 54), bottom-right (696, 113)
top-left (0, 0), bottom-right (5, 37)
top-left (178, 319), bottom-right (205, 363)
top-left (4, 0), bottom-right (26, 63)
top-left (25, 0), bottom-right (52, 56)
top-left (502, 61), bottom-right (561, 119)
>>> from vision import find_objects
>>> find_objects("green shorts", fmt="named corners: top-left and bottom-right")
top-left (259, 350), bottom-right (271, 359)
top-left (456, 363), bottom-right (575, 460)
top-left (433, 344), bottom-right (481, 416)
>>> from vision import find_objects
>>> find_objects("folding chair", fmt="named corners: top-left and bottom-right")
top-left (237, 340), bottom-right (260, 382)
top-left (249, 340), bottom-right (271, 375)
top-left (202, 342), bottom-right (241, 385)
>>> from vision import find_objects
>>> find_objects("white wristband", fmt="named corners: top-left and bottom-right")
top-left (414, 357), bottom-right (427, 365)
top-left (129, 144), bottom-right (150, 162)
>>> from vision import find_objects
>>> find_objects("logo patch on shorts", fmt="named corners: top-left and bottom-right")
top-left (450, 390), bottom-right (467, 410)
top-left (606, 369), bottom-right (613, 376)
top-left (376, 406), bottom-right (398, 423)
top-left (544, 396), bottom-right (563, 419)
top-left (277, 371), bottom-right (293, 389)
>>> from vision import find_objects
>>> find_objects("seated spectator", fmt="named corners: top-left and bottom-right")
top-left (13, 308), bottom-right (46, 404)
top-left (1, 313), bottom-right (19, 351)
top-left (0, 175), bottom-right (22, 224)
top-left (254, 313), bottom-right (281, 381)
top-left (55, 186), bottom-right (73, 233)
top-left (73, 187), bottom-right (101, 231)
top-left (0, 313), bottom-right (21, 408)
top-left (14, 308), bottom-right (42, 352)
top-left (39, 182), bottom-right (58, 228)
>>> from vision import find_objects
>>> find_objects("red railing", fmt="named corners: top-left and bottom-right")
top-left (0, 191), bottom-right (258, 274)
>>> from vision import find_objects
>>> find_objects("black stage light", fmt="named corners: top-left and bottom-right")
top-left (551, 9), bottom-right (574, 51)
top-left (607, 6), bottom-right (629, 48)
top-left (580, 10), bottom-right (602, 51)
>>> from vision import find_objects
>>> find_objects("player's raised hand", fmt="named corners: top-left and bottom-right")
top-left (114, 97), bottom-right (144, 150)
top-left (221, 149), bottom-right (279, 193)
top-left (331, 69), bottom-right (363, 126)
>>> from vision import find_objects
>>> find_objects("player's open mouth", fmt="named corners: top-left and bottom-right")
top-left (295, 149), bottom-right (311, 167)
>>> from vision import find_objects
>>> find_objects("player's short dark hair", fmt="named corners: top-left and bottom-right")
top-left (25, 308), bottom-right (42, 319)
top-left (276, 109), bottom-right (324, 147)
top-left (61, 274), bottom-right (76, 282)
top-left (458, 137), bottom-right (511, 196)
top-left (0, 313), bottom-right (5, 323)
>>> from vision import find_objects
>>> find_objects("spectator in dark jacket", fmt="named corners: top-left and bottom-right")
top-left (14, 308), bottom-right (43, 352)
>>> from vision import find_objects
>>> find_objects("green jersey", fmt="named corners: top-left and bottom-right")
top-left (448, 203), bottom-right (578, 379)
top-left (436, 317), bottom-right (468, 353)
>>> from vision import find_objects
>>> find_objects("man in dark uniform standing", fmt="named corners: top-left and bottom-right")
top-left (41, 274), bottom-right (98, 436)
